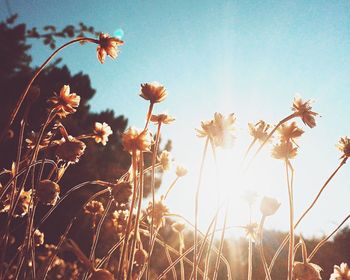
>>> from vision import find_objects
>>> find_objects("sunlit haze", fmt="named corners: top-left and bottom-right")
top-left (3, 0), bottom-right (350, 238)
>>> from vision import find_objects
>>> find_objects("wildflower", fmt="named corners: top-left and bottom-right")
top-left (150, 113), bottom-right (175, 124)
top-left (172, 222), bottom-right (186, 233)
top-left (25, 131), bottom-right (52, 149)
top-left (243, 222), bottom-right (258, 242)
top-left (147, 199), bottom-right (169, 228)
top-left (133, 248), bottom-right (148, 270)
top-left (140, 82), bottom-right (168, 104)
top-left (111, 181), bottom-right (133, 205)
top-left (90, 269), bottom-right (114, 280)
top-left (176, 165), bottom-right (188, 177)
top-left (272, 141), bottom-right (298, 160)
top-left (55, 136), bottom-right (86, 163)
top-left (197, 112), bottom-right (236, 148)
top-left (248, 120), bottom-right (270, 142)
top-left (122, 127), bottom-right (152, 153)
top-left (260, 196), bottom-right (280, 217)
top-left (330, 263), bottom-right (350, 280)
top-left (293, 261), bottom-right (322, 280)
top-left (84, 200), bottom-right (104, 216)
top-left (14, 189), bottom-right (31, 217)
top-left (49, 85), bottom-right (80, 118)
top-left (36, 180), bottom-right (60, 205)
top-left (158, 150), bottom-right (171, 171)
top-left (292, 96), bottom-right (318, 128)
top-left (277, 122), bottom-right (304, 143)
top-left (112, 210), bottom-right (129, 234)
top-left (93, 122), bottom-right (113, 146)
top-left (34, 229), bottom-right (45, 247)
top-left (96, 32), bottom-right (124, 64)
top-left (337, 137), bottom-right (350, 159)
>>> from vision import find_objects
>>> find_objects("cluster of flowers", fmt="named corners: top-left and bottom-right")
top-left (194, 95), bottom-right (350, 280)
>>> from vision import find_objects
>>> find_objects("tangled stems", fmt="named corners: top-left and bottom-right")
top-left (193, 137), bottom-right (209, 280)
top-left (127, 152), bottom-right (144, 280)
top-left (147, 121), bottom-right (162, 280)
top-left (258, 215), bottom-right (272, 280)
top-left (213, 204), bottom-right (229, 280)
top-left (0, 37), bottom-right (99, 144)
top-left (266, 157), bottom-right (347, 277)
top-left (117, 150), bottom-right (139, 279)
top-left (285, 160), bottom-right (294, 280)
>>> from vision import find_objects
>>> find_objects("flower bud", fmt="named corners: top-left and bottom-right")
top-left (260, 196), bottom-right (280, 217)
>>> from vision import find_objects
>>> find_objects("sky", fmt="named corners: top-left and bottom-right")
top-left (1, 0), bottom-right (350, 238)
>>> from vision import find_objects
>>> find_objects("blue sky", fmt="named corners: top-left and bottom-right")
top-left (1, 0), bottom-right (350, 237)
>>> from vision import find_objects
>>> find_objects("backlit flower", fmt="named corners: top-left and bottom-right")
top-left (293, 261), bottom-right (322, 280)
top-left (330, 262), bottom-right (350, 280)
top-left (55, 136), bottom-right (86, 163)
top-left (158, 150), bottom-right (171, 171)
top-left (272, 141), bottom-right (298, 160)
top-left (260, 196), bottom-right (280, 217)
top-left (243, 222), bottom-right (258, 242)
top-left (96, 32), bottom-right (124, 64)
top-left (122, 127), bottom-right (152, 153)
top-left (140, 82), bottom-right (168, 104)
top-left (147, 199), bottom-right (169, 228)
top-left (36, 180), bottom-right (60, 206)
top-left (93, 122), bottom-right (113, 146)
top-left (34, 229), bottom-right (45, 247)
top-left (150, 113), bottom-right (175, 124)
top-left (176, 166), bottom-right (188, 177)
top-left (277, 122), bottom-right (304, 143)
top-left (84, 200), bottom-right (105, 216)
top-left (197, 112), bottom-right (236, 148)
top-left (112, 181), bottom-right (133, 205)
top-left (292, 96), bottom-right (318, 128)
top-left (336, 137), bottom-right (350, 159)
top-left (49, 85), bottom-right (80, 118)
top-left (25, 131), bottom-right (52, 149)
top-left (248, 120), bottom-right (270, 142)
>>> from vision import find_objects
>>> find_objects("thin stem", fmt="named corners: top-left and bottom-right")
top-left (193, 137), bottom-right (209, 280)
top-left (144, 102), bottom-right (154, 130)
top-left (0, 37), bottom-right (98, 143)
top-left (163, 177), bottom-right (179, 200)
top-left (212, 204), bottom-right (229, 280)
top-left (308, 214), bottom-right (350, 261)
top-left (286, 159), bottom-right (294, 280)
top-left (164, 246), bottom-right (177, 280)
top-left (258, 216), bottom-right (272, 280)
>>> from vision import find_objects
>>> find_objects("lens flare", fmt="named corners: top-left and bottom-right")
top-left (114, 28), bottom-right (124, 40)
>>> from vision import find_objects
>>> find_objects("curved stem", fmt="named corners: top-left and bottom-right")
top-left (0, 37), bottom-right (98, 143)
top-left (163, 177), bottom-right (179, 200)
top-left (308, 214), bottom-right (350, 261)
top-left (213, 204), bottom-right (229, 280)
top-left (193, 137), bottom-right (209, 280)
top-left (267, 158), bottom-right (346, 276)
